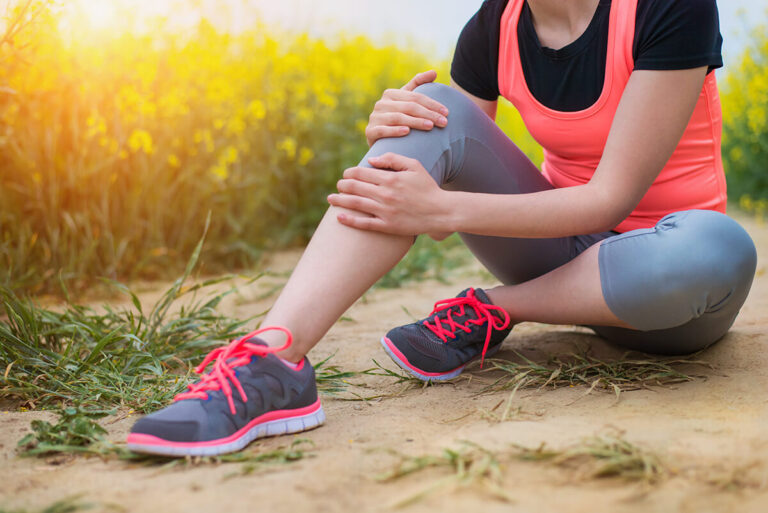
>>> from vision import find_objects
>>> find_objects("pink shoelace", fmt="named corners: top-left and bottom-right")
top-left (423, 288), bottom-right (510, 367)
top-left (174, 326), bottom-right (293, 415)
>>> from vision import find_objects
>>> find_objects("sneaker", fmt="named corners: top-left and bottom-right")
top-left (126, 326), bottom-right (325, 457)
top-left (381, 288), bottom-right (511, 381)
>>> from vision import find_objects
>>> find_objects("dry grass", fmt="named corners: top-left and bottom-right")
top-left (475, 351), bottom-right (711, 400)
top-left (376, 432), bottom-right (666, 506)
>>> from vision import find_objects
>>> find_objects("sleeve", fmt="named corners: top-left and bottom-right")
top-left (633, 0), bottom-right (723, 72)
top-left (450, 0), bottom-right (507, 101)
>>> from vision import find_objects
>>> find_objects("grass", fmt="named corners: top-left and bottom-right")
top-left (514, 433), bottom-right (665, 483)
top-left (16, 401), bottom-right (315, 474)
top-left (0, 223), bottom-right (410, 412)
top-left (0, 227), bottom-right (256, 413)
top-left (377, 432), bottom-right (665, 506)
top-left (376, 234), bottom-right (472, 289)
top-left (0, 497), bottom-right (95, 513)
top-left (377, 441), bottom-right (514, 507)
top-left (476, 351), bottom-right (711, 401)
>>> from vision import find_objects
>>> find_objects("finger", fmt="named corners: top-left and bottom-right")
top-left (382, 89), bottom-right (449, 117)
top-left (366, 125), bottom-right (410, 144)
top-left (402, 70), bottom-right (437, 92)
top-left (342, 166), bottom-right (392, 184)
top-left (336, 211), bottom-right (388, 233)
top-left (373, 111), bottom-right (435, 130)
top-left (336, 178), bottom-right (381, 199)
top-left (327, 193), bottom-right (383, 216)
top-left (376, 102), bottom-right (447, 127)
top-left (367, 153), bottom-right (422, 172)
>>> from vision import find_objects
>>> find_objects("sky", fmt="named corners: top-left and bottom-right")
top-left (66, 0), bottom-right (768, 70)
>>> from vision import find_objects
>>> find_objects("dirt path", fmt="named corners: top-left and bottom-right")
top-left (2, 215), bottom-right (767, 513)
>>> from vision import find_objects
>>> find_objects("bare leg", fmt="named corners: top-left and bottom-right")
top-left (484, 243), bottom-right (634, 329)
top-left (259, 205), bottom-right (413, 362)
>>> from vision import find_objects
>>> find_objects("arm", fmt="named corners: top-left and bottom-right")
top-left (444, 67), bottom-right (708, 237)
top-left (451, 78), bottom-right (497, 121)
top-left (329, 67), bottom-right (708, 238)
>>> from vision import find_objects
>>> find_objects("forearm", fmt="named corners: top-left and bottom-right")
top-left (443, 183), bottom-right (623, 238)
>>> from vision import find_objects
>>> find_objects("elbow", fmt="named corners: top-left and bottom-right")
top-left (584, 186), bottom-right (633, 233)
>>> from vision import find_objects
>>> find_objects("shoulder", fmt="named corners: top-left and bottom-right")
top-left (633, 0), bottom-right (722, 71)
top-left (464, 0), bottom-right (509, 35)
top-left (450, 0), bottom-right (510, 101)
top-left (636, 0), bottom-right (719, 32)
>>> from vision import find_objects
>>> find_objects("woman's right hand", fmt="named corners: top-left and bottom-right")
top-left (365, 70), bottom-right (450, 147)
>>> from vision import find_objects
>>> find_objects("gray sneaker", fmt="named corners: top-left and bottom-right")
top-left (381, 288), bottom-right (511, 381)
top-left (126, 327), bottom-right (324, 457)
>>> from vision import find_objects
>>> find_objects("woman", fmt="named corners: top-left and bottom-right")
top-left (126, 0), bottom-right (757, 456)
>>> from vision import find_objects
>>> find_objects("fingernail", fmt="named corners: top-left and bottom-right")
top-left (400, 127), bottom-right (409, 134)
top-left (441, 107), bottom-right (449, 116)
top-left (438, 116), bottom-right (448, 125)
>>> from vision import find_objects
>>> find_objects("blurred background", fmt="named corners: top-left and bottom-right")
top-left (0, 0), bottom-right (766, 296)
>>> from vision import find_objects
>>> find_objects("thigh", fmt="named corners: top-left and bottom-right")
top-left (361, 82), bottom-right (612, 284)
top-left (593, 210), bottom-right (757, 355)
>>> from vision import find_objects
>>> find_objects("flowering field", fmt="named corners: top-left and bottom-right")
top-left (0, 2), bottom-right (762, 295)
top-left (722, 25), bottom-right (768, 219)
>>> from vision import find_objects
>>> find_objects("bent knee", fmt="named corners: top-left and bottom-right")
top-left (663, 210), bottom-right (757, 290)
top-left (413, 82), bottom-right (480, 121)
top-left (599, 210), bottom-right (757, 331)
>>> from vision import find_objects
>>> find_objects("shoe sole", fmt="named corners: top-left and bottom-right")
top-left (380, 337), bottom-right (500, 382)
top-left (125, 399), bottom-right (325, 457)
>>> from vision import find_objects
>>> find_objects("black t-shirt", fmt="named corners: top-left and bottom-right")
top-left (450, 0), bottom-right (723, 111)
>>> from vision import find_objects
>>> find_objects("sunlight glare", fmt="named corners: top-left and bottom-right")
top-left (82, 1), bottom-right (118, 29)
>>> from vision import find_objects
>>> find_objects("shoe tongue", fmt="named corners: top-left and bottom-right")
top-left (455, 287), bottom-right (493, 304)
top-left (471, 288), bottom-right (493, 304)
top-left (224, 336), bottom-right (268, 366)
top-left (445, 288), bottom-right (498, 322)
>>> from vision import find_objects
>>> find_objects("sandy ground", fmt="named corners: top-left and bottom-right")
top-left (1, 214), bottom-right (767, 513)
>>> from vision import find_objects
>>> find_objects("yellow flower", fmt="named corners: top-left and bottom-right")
top-left (167, 154), bottom-right (181, 168)
top-left (223, 146), bottom-right (238, 165)
top-left (127, 129), bottom-right (154, 154)
top-left (247, 100), bottom-right (266, 120)
top-left (298, 147), bottom-right (314, 166)
top-left (278, 137), bottom-right (297, 160)
top-left (210, 164), bottom-right (228, 181)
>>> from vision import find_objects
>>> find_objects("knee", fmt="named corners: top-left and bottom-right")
top-left (667, 210), bottom-right (757, 293)
top-left (413, 83), bottom-right (479, 122)
top-left (599, 210), bottom-right (757, 331)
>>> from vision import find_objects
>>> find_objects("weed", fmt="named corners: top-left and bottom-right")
top-left (0, 496), bottom-right (94, 513)
top-left (478, 351), bottom-right (710, 401)
top-left (377, 432), bottom-right (664, 505)
top-left (313, 352), bottom-right (364, 396)
top-left (16, 403), bottom-right (314, 475)
top-left (17, 404), bottom-right (115, 457)
top-left (377, 441), bottom-right (513, 507)
top-left (0, 229), bottom-right (254, 412)
top-left (514, 433), bottom-right (665, 483)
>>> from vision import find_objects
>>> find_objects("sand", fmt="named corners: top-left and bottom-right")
top-left (1, 214), bottom-right (767, 513)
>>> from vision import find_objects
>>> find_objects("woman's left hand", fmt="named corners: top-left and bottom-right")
top-left (327, 153), bottom-right (449, 236)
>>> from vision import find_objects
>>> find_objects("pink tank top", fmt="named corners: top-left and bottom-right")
top-left (497, 0), bottom-right (727, 233)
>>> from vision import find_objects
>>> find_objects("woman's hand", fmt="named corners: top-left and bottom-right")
top-left (327, 153), bottom-right (450, 236)
top-left (365, 70), bottom-right (450, 147)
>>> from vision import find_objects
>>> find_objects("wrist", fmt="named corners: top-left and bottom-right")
top-left (437, 190), bottom-right (462, 233)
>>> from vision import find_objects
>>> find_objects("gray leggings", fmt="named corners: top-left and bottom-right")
top-left (361, 83), bottom-right (758, 355)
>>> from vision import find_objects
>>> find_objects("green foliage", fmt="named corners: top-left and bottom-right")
top-left (0, 3), bottom-right (543, 295)
top-left (17, 405), bottom-right (113, 457)
top-left (377, 234), bottom-right (472, 289)
top-left (722, 22), bottom-right (768, 206)
top-left (0, 231), bottom-right (254, 411)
